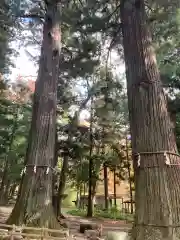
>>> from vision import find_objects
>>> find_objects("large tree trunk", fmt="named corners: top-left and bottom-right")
top-left (7, 1), bottom-right (61, 227)
top-left (121, 0), bottom-right (180, 239)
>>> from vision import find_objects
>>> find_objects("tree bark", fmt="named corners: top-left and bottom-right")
top-left (52, 129), bottom-right (58, 214)
top-left (121, 0), bottom-right (180, 239)
top-left (7, 1), bottom-right (61, 228)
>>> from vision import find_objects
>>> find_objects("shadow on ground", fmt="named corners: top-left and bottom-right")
top-left (0, 206), bottom-right (131, 238)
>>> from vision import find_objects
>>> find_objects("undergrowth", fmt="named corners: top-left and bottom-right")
top-left (67, 207), bottom-right (134, 222)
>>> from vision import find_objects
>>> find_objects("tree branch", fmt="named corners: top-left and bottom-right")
top-left (18, 14), bottom-right (44, 20)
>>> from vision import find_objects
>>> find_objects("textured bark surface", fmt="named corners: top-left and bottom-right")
top-left (121, 0), bottom-right (180, 239)
top-left (7, 1), bottom-right (61, 228)
top-left (52, 129), bottom-right (58, 213)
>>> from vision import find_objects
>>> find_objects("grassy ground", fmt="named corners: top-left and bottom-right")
top-left (67, 207), bottom-right (134, 222)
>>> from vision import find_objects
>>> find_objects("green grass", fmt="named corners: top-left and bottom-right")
top-left (67, 207), bottom-right (134, 222)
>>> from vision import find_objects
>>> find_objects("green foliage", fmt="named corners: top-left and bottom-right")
top-left (8, 0), bottom-right (180, 215)
top-left (67, 208), bottom-right (134, 222)
top-left (176, 112), bottom-right (180, 150)
top-left (0, 0), bottom-right (16, 77)
top-left (63, 65), bottom-right (130, 195)
top-left (0, 96), bottom-right (32, 183)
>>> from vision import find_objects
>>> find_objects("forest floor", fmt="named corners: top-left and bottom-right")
top-left (0, 206), bottom-right (131, 239)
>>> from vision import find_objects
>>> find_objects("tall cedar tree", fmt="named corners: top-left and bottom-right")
top-left (7, 0), bottom-right (61, 227)
top-left (121, 0), bottom-right (180, 239)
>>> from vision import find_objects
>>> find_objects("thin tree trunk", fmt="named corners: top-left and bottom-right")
top-left (76, 188), bottom-right (79, 208)
top-left (103, 162), bottom-right (109, 210)
top-left (4, 180), bottom-right (10, 203)
top-left (91, 145), bottom-right (101, 210)
top-left (81, 183), bottom-right (85, 209)
top-left (83, 183), bottom-right (86, 209)
top-left (57, 154), bottom-right (68, 217)
top-left (9, 183), bottom-right (17, 199)
top-left (87, 100), bottom-right (94, 217)
top-left (87, 153), bottom-right (93, 217)
top-left (113, 168), bottom-right (116, 207)
top-left (127, 163), bottom-right (133, 214)
top-left (101, 127), bottom-right (108, 210)
top-left (79, 185), bottom-right (83, 209)
top-left (83, 183), bottom-right (85, 197)
top-left (92, 180), bottom-right (96, 208)
top-left (126, 136), bottom-right (133, 214)
top-left (7, 1), bottom-right (61, 227)
top-left (55, 88), bottom-right (93, 215)
top-left (121, 0), bottom-right (180, 239)
top-left (170, 111), bottom-right (176, 134)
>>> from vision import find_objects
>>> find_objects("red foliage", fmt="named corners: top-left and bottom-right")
top-left (27, 79), bottom-right (35, 93)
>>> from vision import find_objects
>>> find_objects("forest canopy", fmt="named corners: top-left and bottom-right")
top-left (0, 0), bottom-right (180, 240)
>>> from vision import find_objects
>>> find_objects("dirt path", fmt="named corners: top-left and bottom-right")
top-left (0, 206), bottom-right (12, 223)
top-left (0, 206), bottom-right (131, 238)
top-left (64, 213), bottom-right (131, 237)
